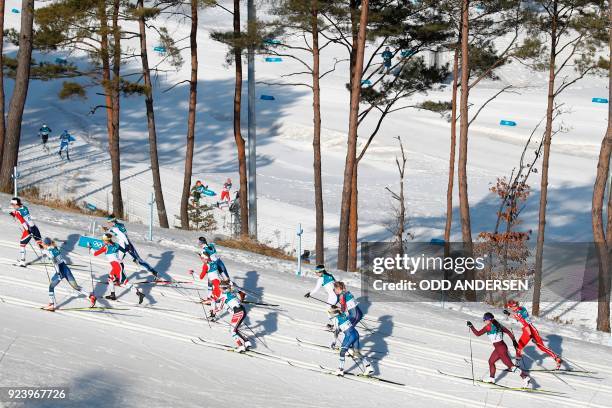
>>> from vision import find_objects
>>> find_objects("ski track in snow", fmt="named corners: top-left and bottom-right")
top-left (0, 207), bottom-right (611, 408)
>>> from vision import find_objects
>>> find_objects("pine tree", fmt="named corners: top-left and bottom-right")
top-left (591, 0), bottom-right (611, 333)
top-left (526, 0), bottom-right (608, 317)
top-left (0, 0), bottom-right (34, 193)
top-left (34, 0), bottom-right (127, 216)
top-left (210, 0), bottom-right (268, 237)
top-left (130, 0), bottom-right (172, 228)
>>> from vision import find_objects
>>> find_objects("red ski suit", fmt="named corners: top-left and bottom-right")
top-left (509, 306), bottom-right (559, 361)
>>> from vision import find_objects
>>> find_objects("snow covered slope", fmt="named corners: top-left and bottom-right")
top-left (0, 199), bottom-right (611, 407)
top-left (1, 0), bottom-right (608, 261)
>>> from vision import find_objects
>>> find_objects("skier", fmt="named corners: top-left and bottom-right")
top-left (334, 281), bottom-right (363, 326)
top-left (104, 215), bottom-right (158, 278)
top-left (467, 312), bottom-right (531, 388)
top-left (8, 197), bottom-right (44, 267)
top-left (304, 264), bottom-right (337, 306)
top-left (381, 46), bottom-right (393, 74)
top-left (191, 180), bottom-right (209, 203)
top-left (92, 233), bottom-right (145, 304)
top-left (39, 123), bottom-right (52, 149)
top-left (58, 130), bottom-right (73, 160)
top-left (198, 236), bottom-right (230, 281)
top-left (211, 280), bottom-right (252, 352)
top-left (328, 305), bottom-right (374, 377)
top-left (41, 237), bottom-right (96, 311)
top-left (190, 238), bottom-right (225, 305)
top-left (504, 300), bottom-right (563, 369)
top-left (220, 178), bottom-right (232, 203)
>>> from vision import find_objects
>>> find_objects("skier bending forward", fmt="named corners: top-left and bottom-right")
top-left (505, 300), bottom-right (562, 369)
top-left (92, 233), bottom-right (145, 304)
top-left (468, 312), bottom-right (531, 388)
top-left (42, 237), bottom-right (96, 311)
top-left (211, 280), bottom-right (252, 353)
top-left (329, 305), bottom-right (374, 377)
top-left (9, 197), bottom-right (44, 267)
top-left (304, 264), bottom-right (337, 305)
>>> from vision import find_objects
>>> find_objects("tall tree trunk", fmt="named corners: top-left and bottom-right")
top-left (444, 40), bottom-right (460, 253)
top-left (533, 1), bottom-right (558, 317)
top-left (348, 162), bottom-right (358, 271)
top-left (109, 0), bottom-right (124, 218)
top-left (592, 3), bottom-right (612, 333)
top-left (180, 0), bottom-right (198, 229)
top-left (458, 0), bottom-right (474, 300)
top-left (0, 0), bottom-right (34, 193)
top-left (0, 0), bottom-right (6, 170)
top-left (311, 0), bottom-right (325, 264)
top-left (98, 1), bottom-right (114, 148)
top-left (337, 0), bottom-right (368, 270)
top-left (233, 0), bottom-right (248, 237)
top-left (137, 0), bottom-right (169, 228)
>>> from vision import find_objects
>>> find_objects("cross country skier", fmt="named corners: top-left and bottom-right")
top-left (304, 264), bottom-right (337, 306)
top-left (104, 215), bottom-right (158, 278)
top-left (199, 236), bottom-right (230, 281)
top-left (8, 197), bottom-right (44, 267)
top-left (220, 178), bottom-right (232, 203)
top-left (504, 300), bottom-right (563, 369)
top-left (211, 280), bottom-right (252, 352)
top-left (92, 233), bottom-right (145, 304)
top-left (58, 130), bottom-right (73, 160)
top-left (39, 123), bottom-right (52, 148)
top-left (328, 305), bottom-right (374, 377)
top-left (334, 281), bottom-right (363, 326)
top-left (467, 312), bottom-right (531, 388)
top-left (190, 238), bottom-right (223, 305)
top-left (41, 237), bottom-right (96, 311)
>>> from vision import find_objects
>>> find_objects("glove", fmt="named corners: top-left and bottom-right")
top-left (330, 342), bottom-right (336, 350)
top-left (512, 339), bottom-right (519, 349)
top-left (188, 269), bottom-right (194, 275)
top-left (304, 292), bottom-right (311, 298)
top-left (466, 321), bottom-right (473, 327)
top-left (503, 309), bottom-right (510, 316)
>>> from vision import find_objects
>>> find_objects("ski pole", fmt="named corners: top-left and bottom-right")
top-left (189, 271), bottom-right (211, 329)
top-left (242, 320), bottom-right (272, 351)
top-left (468, 327), bottom-right (475, 385)
top-left (306, 295), bottom-right (335, 306)
top-left (87, 247), bottom-right (96, 294)
top-left (28, 241), bottom-right (51, 285)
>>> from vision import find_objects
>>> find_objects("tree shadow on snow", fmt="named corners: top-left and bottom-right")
top-left (24, 370), bottom-right (129, 408)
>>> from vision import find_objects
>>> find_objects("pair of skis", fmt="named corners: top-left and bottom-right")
top-left (437, 370), bottom-right (566, 396)
top-left (192, 337), bottom-right (404, 386)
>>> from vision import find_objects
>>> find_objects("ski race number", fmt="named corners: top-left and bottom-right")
top-left (77, 236), bottom-right (104, 250)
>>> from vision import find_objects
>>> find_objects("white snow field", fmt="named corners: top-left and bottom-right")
top-left (1, 0), bottom-right (608, 256)
top-left (0, 200), bottom-right (611, 408)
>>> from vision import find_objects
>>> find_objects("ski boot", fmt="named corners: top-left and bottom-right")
top-left (235, 343), bottom-right (246, 353)
top-left (522, 376), bottom-right (532, 389)
top-left (363, 363), bottom-right (374, 376)
top-left (105, 292), bottom-right (117, 301)
top-left (17, 260), bottom-right (26, 267)
top-left (555, 357), bottom-right (563, 370)
top-left (334, 369), bottom-right (344, 377)
top-left (482, 376), bottom-right (495, 384)
top-left (42, 303), bottom-right (55, 312)
top-left (89, 294), bottom-right (97, 308)
top-left (244, 340), bottom-right (253, 350)
top-left (136, 289), bottom-right (145, 305)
